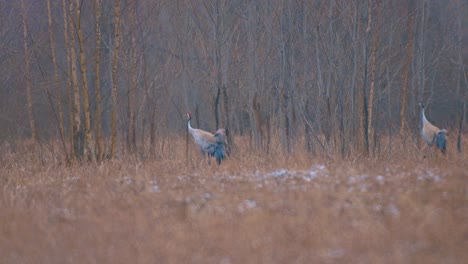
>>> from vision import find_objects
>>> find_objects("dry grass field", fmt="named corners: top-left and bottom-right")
top-left (0, 137), bottom-right (467, 264)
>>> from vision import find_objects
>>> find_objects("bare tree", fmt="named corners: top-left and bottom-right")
top-left (246, 1), bottom-right (262, 149)
top-left (68, 0), bottom-right (83, 159)
top-left (127, 0), bottom-right (138, 155)
top-left (60, 0), bottom-right (75, 160)
top-left (94, 0), bottom-right (104, 161)
top-left (367, 0), bottom-right (382, 154)
top-left (400, 0), bottom-right (415, 135)
top-left (46, 0), bottom-right (68, 162)
top-left (20, 0), bottom-right (36, 143)
top-left (75, 0), bottom-right (95, 161)
top-left (111, 0), bottom-right (122, 158)
top-left (280, 0), bottom-right (293, 153)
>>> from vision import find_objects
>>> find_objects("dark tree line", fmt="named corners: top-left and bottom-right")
top-left (0, 0), bottom-right (466, 161)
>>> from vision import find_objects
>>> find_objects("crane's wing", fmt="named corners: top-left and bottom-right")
top-left (212, 129), bottom-right (227, 165)
top-left (214, 129), bottom-right (226, 143)
top-left (436, 129), bottom-right (447, 153)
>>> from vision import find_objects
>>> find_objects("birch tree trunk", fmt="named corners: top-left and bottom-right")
top-left (47, 0), bottom-right (68, 162)
top-left (247, 1), bottom-right (261, 149)
top-left (68, 0), bottom-right (83, 159)
top-left (400, 0), bottom-right (414, 135)
top-left (111, 0), bottom-right (121, 158)
top-left (20, 0), bottom-right (36, 143)
top-left (94, 0), bottom-right (104, 161)
top-left (367, 0), bottom-right (381, 155)
top-left (350, 0), bottom-right (359, 151)
top-left (127, 0), bottom-right (137, 154)
top-left (61, 0), bottom-right (75, 160)
top-left (281, 0), bottom-right (292, 153)
top-left (75, 0), bottom-right (95, 161)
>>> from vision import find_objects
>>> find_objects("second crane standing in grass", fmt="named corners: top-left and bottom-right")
top-left (186, 112), bottom-right (227, 165)
top-left (419, 102), bottom-right (448, 154)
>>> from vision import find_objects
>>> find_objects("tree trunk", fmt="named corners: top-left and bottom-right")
top-left (94, 0), bottom-right (104, 161)
top-left (281, 0), bottom-right (292, 153)
top-left (247, 1), bottom-right (261, 149)
top-left (61, 0), bottom-right (75, 160)
top-left (350, 0), bottom-right (360, 151)
top-left (214, 86), bottom-right (221, 131)
top-left (111, 0), bottom-right (121, 158)
top-left (360, 42), bottom-right (369, 155)
top-left (47, 0), bottom-right (68, 163)
top-left (386, 16), bottom-right (395, 157)
top-left (222, 85), bottom-right (231, 154)
top-left (367, 0), bottom-right (381, 155)
top-left (457, 63), bottom-right (467, 153)
top-left (127, 0), bottom-right (137, 155)
top-left (400, 0), bottom-right (414, 135)
top-left (75, 0), bottom-right (94, 161)
top-left (20, 0), bottom-right (36, 143)
top-left (456, 10), bottom-right (465, 153)
top-left (213, 0), bottom-right (223, 131)
top-left (458, 97), bottom-right (466, 153)
top-left (69, 0), bottom-right (83, 159)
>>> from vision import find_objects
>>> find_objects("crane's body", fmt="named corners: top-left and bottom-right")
top-left (186, 112), bottom-right (227, 165)
top-left (420, 103), bottom-right (447, 154)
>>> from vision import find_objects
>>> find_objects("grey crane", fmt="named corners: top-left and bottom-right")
top-left (186, 112), bottom-right (227, 165)
top-left (419, 102), bottom-right (447, 154)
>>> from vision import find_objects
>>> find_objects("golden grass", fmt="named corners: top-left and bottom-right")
top-left (0, 136), bottom-right (467, 263)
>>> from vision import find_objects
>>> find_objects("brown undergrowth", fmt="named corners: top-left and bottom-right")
top-left (0, 136), bottom-right (467, 263)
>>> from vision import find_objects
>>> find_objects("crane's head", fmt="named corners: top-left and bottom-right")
top-left (418, 102), bottom-right (425, 109)
top-left (185, 112), bottom-right (192, 121)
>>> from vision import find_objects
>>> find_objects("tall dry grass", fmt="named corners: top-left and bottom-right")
top-left (0, 135), bottom-right (467, 263)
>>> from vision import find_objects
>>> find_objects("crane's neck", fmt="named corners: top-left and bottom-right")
top-left (421, 106), bottom-right (427, 129)
top-left (187, 118), bottom-right (194, 132)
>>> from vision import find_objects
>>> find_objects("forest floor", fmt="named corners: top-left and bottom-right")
top-left (0, 138), bottom-right (467, 263)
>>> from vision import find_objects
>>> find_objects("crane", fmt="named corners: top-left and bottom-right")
top-left (185, 112), bottom-right (227, 165)
top-left (419, 102), bottom-right (447, 154)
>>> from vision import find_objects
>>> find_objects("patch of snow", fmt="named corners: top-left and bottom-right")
top-left (15, 185), bottom-right (27, 191)
top-left (203, 192), bottom-right (213, 199)
top-left (375, 175), bottom-right (384, 185)
top-left (322, 248), bottom-right (344, 258)
top-left (122, 176), bottom-right (133, 185)
top-left (301, 175), bottom-right (313, 182)
top-left (245, 199), bottom-right (256, 209)
top-left (269, 169), bottom-right (289, 178)
top-left (373, 204), bottom-right (382, 211)
top-left (312, 164), bottom-right (327, 171)
top-left (66, 176), bottom-right (79, 181)
top-left (387, 203), bottom-right (400, 217)
top-left (147, 179), bottom-right (160, 192)
top-left (417, 170), bottom-right (443, 182)
top-left (51, 207), bottom-right (75, 220)
top-left (177, 175), bottom-right (185, 181)
top-left (148, 179), bottom-right (157, 185)
top-left (148, 185), bottom-right (160, 193)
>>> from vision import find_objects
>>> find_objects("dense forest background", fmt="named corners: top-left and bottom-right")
top-left (0, 0), bottom-right (466, 161)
